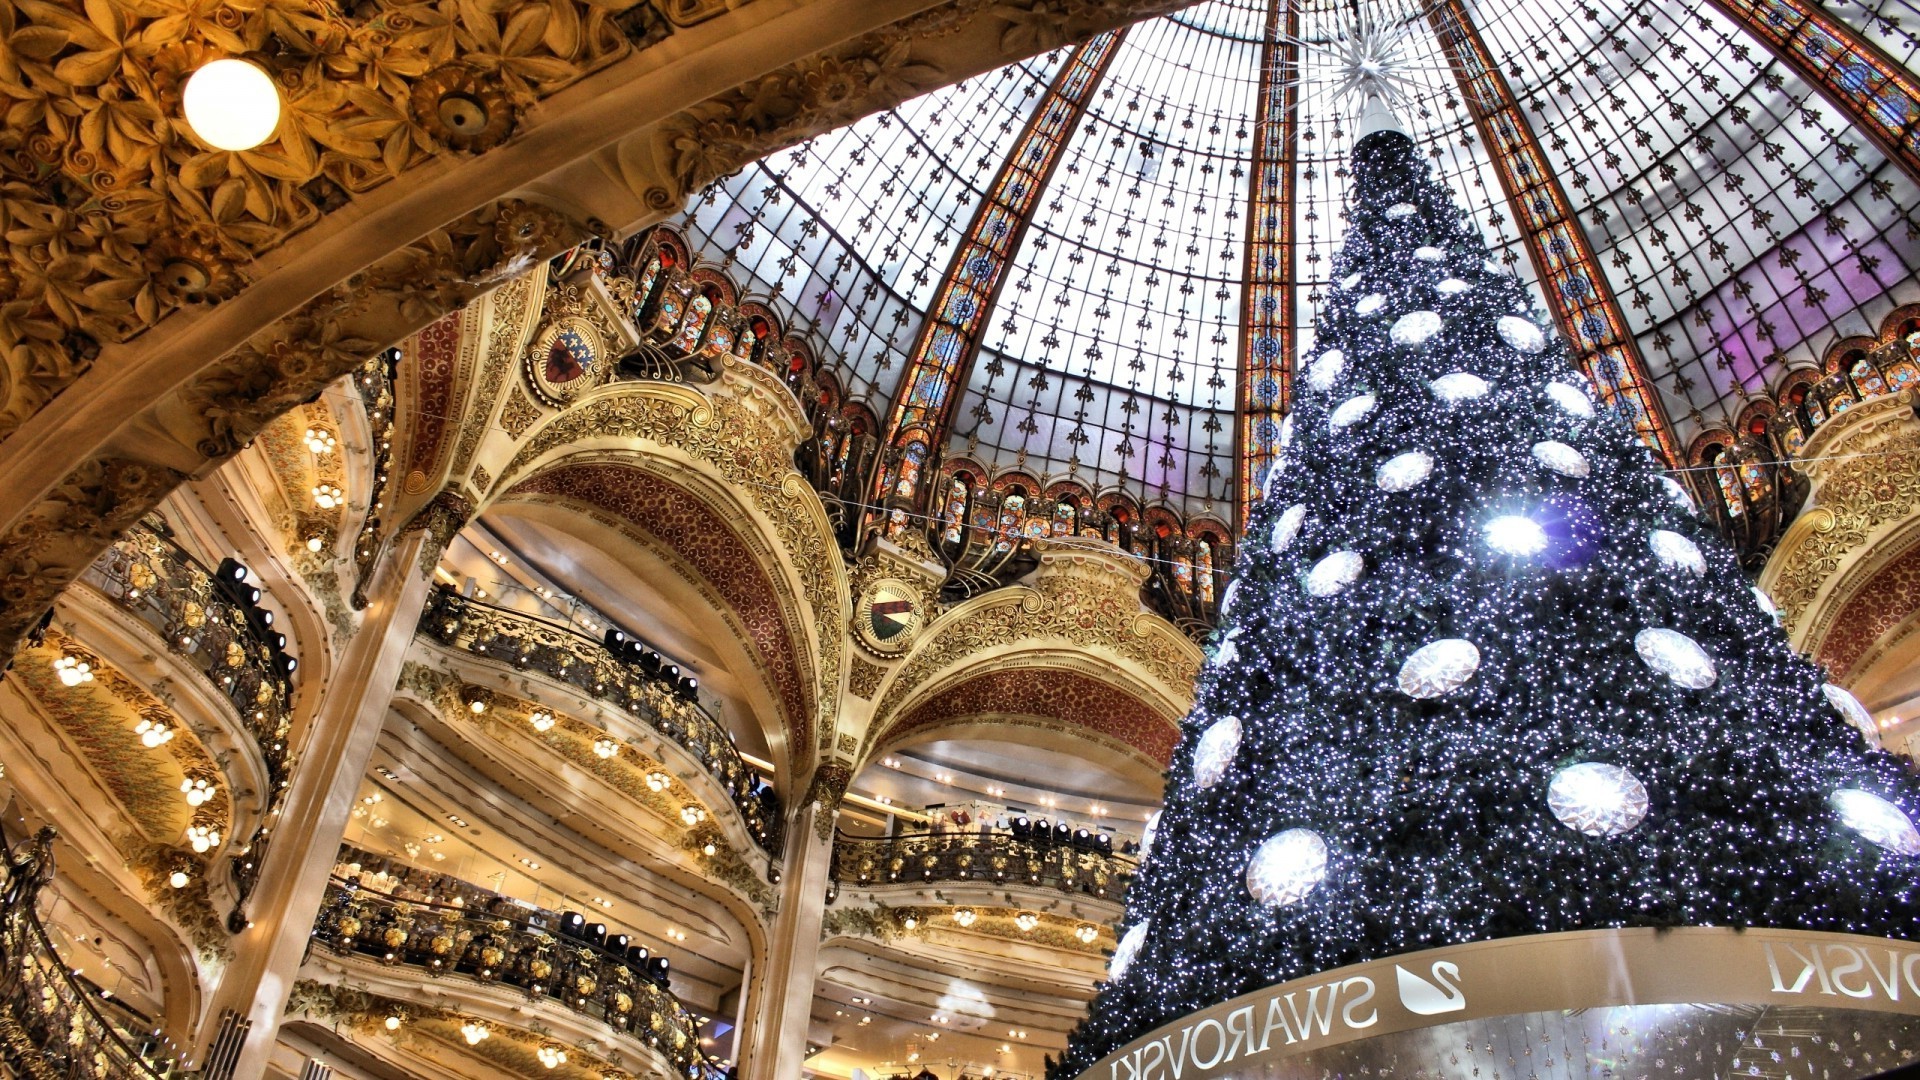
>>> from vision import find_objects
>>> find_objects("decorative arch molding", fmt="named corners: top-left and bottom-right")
top-left (496, 458), bottom-right (817, 773)
top-left (859, 547), bottom-right (1201, 763)
top-left (1759, 388), bottom-right (1920, 640)
top-left (1812, 526), bottom-right (1920, 687)
top-left (495, 373), bottom-right (850, 760)
top-left (875, 653), bottom-right (1182, 769)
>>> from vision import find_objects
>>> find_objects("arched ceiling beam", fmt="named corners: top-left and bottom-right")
top-left (1235, 0), bottom-right (1301, 526)
top-left (874, 31), bottom-right (1128, 497)
top-left (1428, 0), bottom-right (1682, 466)
top-left (498, 460), bottom-right (816, 777)
top-left (1701, 0), bottom-right (1920, 192)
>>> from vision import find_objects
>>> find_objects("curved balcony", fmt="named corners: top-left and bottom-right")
top-left (831, 829), bottom-right (1136, 903)
top-left (311, 871), bottom-right (716, 1078)
top-left (420, 589), bottom-right (783, 853)
top-left (78, 521), bottom-right (295, 905)
top-left (0, 830), bottom-right (179, 1078)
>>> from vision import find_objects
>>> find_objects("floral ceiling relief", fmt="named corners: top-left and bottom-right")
top-left (0, 0), bottom-right (671, 437)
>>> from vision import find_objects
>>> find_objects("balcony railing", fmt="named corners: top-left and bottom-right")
top-left (831, 829), bottom-right (1135, 903)
top-left (81, 520), bottom-right (294, 908)
top-left (420, 590), bottom-right (782, 853)
top-left (312, 871), bottom-right (716, 1078)
top-left (0, 829), bottom-right (179, 1078)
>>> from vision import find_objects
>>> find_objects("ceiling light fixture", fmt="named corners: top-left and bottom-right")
top-left (182, 58), bottom-right (281, 151)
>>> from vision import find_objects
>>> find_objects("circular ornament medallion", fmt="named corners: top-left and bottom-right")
top-left (856, 578), bottom-right (925, 655)
top-left (528, 316), bottom-right (605, 406)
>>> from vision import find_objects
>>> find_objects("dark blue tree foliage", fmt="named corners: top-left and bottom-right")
top-left (1050, 116), bottom-right (1920, 1078)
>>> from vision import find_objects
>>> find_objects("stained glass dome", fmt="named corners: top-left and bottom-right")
top-left (676, 0), bottom-right (1920, 521)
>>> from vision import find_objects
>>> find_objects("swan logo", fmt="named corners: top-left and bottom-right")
top-left (1394, 961), bottom-right (1466, 1015)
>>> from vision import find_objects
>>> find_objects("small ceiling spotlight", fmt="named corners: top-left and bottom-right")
top-left (183, 58), bottom-right (281, 151)
top-left (460, 686), bottom-right (493, 714)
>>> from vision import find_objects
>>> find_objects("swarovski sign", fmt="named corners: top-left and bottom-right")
top-left (1081, 928), bottom-right (1920, 1080)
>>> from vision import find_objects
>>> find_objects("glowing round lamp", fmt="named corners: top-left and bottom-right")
top-left (183, 59), bottom-right (281, 151)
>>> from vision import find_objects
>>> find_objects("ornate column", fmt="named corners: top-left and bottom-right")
top-left (1427, 0), bottom-right (1680, 466)
top-left (738, 763), bottom-right (849, 1080)
top-left (189, 506), bottom-right (456, 1076)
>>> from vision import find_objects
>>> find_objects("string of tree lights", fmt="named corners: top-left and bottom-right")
top-left (1049, 97), bottom-right (1920, 1078)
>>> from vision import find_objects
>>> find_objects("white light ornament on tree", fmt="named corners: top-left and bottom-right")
top-left (1108, 921), bottom-right (1149, 981)
top-left (1341, 272), bottom-right (1363, 290)
top-left (1532, 440), bottom-right (1590, 478)
top-left (1546, 762), bottom-right (1649, 836)
top-left (1634, 627), bottom-right (1717, 689)
top-left (1246, 829), bottom-right (1331, 907)
top-left (1397, 638), bottom-right (1481, 698)
top-left (1436, 278), bottom-right (1471, 295)
top-left (1307, 350), bottom-right (1346, 391)
top-left (1753, 587), bottom-right (1782, 622)
top-left (1544, 381), bottom-right (1594, 418)
top-left (1822, 683), bottom-right (1882, 748)
top-left (1214, 629), bottom-right (1241, 668)
top-left (1830, 790), bottom-right (1920, 856)
top-left (1330, 394), bottom-right (1377, 430)
top-left (1429, 372), bottom-right (1489, 403)
top-left (1273, 504), bottom-right (1308, 553)
top-left (1140, 810), bottom-right (1162, 859)
top-left (1389, 311), bottom-right (1443, 345)
top-left (1484, 515), bottom-right (1548, 556)
top-left (1305, 551), bottom-right (1365, 597)
top-left (1497, 315), bottom-right (1546, 353)
top-left (1385, 202), bottom-right (1417, 219)
top-left (1414, 246), bottom-right (1446, 263)
top-left (1376, 450), bottom-right (1434, 492)
top-left (1660, 475), bottom-right (1697, 515)
top-left (1193, 716), bottom-right (1242, 790)
top-left (1648, 530), bottom-right (1706, 577)
top-left (1356, 293), bottom-right (1388, 315)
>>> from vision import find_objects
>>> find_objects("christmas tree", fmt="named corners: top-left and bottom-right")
top-left (1050, 100), bottom-right (1920, 1077)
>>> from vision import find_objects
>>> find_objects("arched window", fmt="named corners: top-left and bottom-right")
top-left (893, 443), bottom-right (926, 500)
top-left (1848, 351), bottom-right (1888, 398)
top-left (941, 478), bottom-right (970, 546)
top-left (732, 321), bottom-right (757, 365)
top-left (670, 294), bottom-right (713, 354)
top-left (1884, 334), bottom-right (1920, 392)
top-left (1053, 499), bottom-right (1077, 536)
top-left (995, 493), bottom-right (1027, 553)
top-left (1709, 445), bottom-right (1744, 518)
top-left (633, 257), bottom-right (664, 323)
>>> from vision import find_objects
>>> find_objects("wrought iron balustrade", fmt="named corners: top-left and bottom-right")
top-left (831, 829), bottom-right (1135, 903)
top-left (312, 875), bottom-right (715, 1078)
top-left (81, 521), bottom-right (295, 909)
top-left (419, 590), bottom-right (782, 853)
top-left (0, 829), bottom-right (178, 1078)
